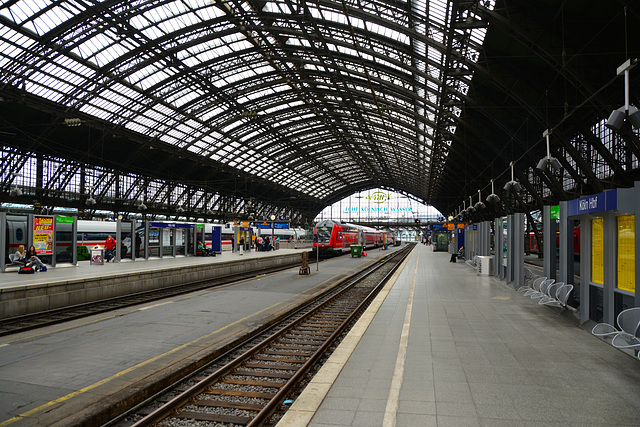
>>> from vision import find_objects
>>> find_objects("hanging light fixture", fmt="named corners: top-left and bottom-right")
top-left (10, 185), bottom-right (22, 197)
top-left (606, 59), bottom-right (640, 131)
top-left (536, 129), bottom-right (562, 171)
top-left (10, 172), bottom-right (22, 196)
top-left (486, 179), bottom-right (500, 203)
top-left (504, 161), bottom-right (522, 192)
top-left (474, 189), bottom-right (485, 210)
top-left (466, 196), bottom-right (476, 214)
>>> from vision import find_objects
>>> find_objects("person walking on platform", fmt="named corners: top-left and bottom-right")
top-left (105, 234), bottom-right (116, 262)
top-left (239, 236), bottom-right (244, 255)
top-left (135, 233), bottom-right (142, 257)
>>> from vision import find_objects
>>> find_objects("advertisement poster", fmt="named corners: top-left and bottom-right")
top-left (592, 217), bottom-right (604, 285)
top-left (617, 215), bottom-right (635, 292)
top-left (502, 218), bottom-right (508, 267)
top-left (33, 216), bottom-right (54, 255)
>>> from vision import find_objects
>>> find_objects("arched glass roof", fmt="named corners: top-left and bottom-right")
top-left (0, 0), bottom-right (492, 206)
top-left (3, 1), bottom-right (637, 223)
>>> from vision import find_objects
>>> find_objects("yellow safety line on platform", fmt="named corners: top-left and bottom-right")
top-left (0, 272), bottom-right (341, 426)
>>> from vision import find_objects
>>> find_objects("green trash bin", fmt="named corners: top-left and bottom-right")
top-left (350, 244), bottom-right (362, 257)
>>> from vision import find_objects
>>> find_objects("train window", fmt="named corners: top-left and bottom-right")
top-left (56, 231), bottom-right (73, 241)
top-left (16, 228), bottom-right (23, 242)
top-left (316, 226), bottom-right (332, 243)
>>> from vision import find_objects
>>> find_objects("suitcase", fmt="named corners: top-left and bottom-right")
top-left (18, 266), bottom-right (34, 274)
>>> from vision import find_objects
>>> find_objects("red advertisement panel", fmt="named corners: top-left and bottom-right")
top-left (34, 216), bottom-right (54, 255)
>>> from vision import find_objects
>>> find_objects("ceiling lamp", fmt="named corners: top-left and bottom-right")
top-left (10, 171), bottom-right (22, 196)
top-left (536, 129), bottom-right (562, 171)
top-left (176, 207), bottom-right (185, 213)
top-left (86, 195), bottom-right (96, 206)
top-left (135, 200), bottom-right (147, 210)
top-left (466, 196), bottom-right (476, 214)
top-left (64, 118), bottom-right (82, 127)
top-left (606, 59), bottom-right (640, 131)
top-left (474, 189), bottom-right (485, 210)
top-left (504, 161), bottom-right (522, 192)
top-left (486, 179), bottom-right (500, 203)
top-left (10, 185), bottom-right (22, 197)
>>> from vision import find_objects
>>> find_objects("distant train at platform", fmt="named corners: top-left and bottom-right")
top-left (527, 225), bottom-right (580, 255)
top-left (4, 216), bottom-right (307, 262)
top-left (313, 219), bottom-right (394, 256)
top-left (4, 216), bottom-right (216, 261)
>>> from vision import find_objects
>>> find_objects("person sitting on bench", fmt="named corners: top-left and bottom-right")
top-left (11, 245), bottom-right (26, 265)
top-left (25, 245), bottom-right (44, 271)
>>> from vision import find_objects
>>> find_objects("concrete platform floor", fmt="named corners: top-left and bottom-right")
top-left (0, 245), bottom-right (394, 426)
top-left (0, 247), bottom-right (303, 289)
top-left (278, 244), bottom-right (640, 427)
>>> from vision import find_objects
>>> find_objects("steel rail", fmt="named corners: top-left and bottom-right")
top-left (129, 245), bottom-right (412, 426)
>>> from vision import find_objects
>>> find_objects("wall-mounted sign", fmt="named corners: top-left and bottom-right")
top-left (344, 206), bottom-right (412, 212)
top-left (256, 222), bottom-right (289, 229)
top-left (149, 222), bottom-right (195, 229)
top-left (567, 189), bottom-right (617, 216)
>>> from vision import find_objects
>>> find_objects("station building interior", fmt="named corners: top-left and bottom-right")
top-left (0, 0), bottom-right (640, 321)
top-left (0, 0), bottom-right (640, 425)
top-left (2, 0), bottom-right (640, 358)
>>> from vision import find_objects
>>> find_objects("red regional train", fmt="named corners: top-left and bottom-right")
top-left (528, 225), bottom-right (580, 254)
top-left (313, 219), bottom-right (394, 256)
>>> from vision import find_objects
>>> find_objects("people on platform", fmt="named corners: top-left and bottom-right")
top-left (239, 236), bottom-right (244, 255)
top-left (14, 245), bottom-right (26, 264)
top-left (197, 241), bottom-right (213, 256)
top-left (450, 246), bottom-right (464, 263)
top-left (135, 233), bottom-right (142, 256)
top-left (25, 245), bottom-right (44, 271)
top-left (105, 234), bottom-right (116, 262)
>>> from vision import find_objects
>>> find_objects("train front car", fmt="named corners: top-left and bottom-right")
top-left (314, 220), bottom-right (340, 256)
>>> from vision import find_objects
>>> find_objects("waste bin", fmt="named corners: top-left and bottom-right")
top-left (90, 246), bottom-right (104, 265)
top-left (477, 255), bottom-right (494, 276)
top-left (350, 244), bottom-right (362, 257)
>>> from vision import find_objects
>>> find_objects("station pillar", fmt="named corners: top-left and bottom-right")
top-left (558, 201), bottom-right (574, 286)
top-left (543, 205), bottom-right (557, 281)
top-left (512, 213), bottom-right (524, 289)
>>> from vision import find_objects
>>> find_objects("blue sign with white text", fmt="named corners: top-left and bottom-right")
top-left (568, 189), bottom-right (617, 216)
top-left (256, 222), bottom-right (289, 229)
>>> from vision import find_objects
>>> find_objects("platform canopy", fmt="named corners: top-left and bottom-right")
top-left (1, 0), bottom-right (639, 222)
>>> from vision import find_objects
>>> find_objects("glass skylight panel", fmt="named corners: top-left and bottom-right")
top-left (2, 1), bottom-right (36, 24)
top-left (194, 1), bottom-right (227, 19)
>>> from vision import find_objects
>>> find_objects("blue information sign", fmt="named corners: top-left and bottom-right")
top-left (567, 189), bottom-right (617, 216)
top-left (149, 222), bottom-right (195, 229)
top-left (256, 222), bottom-right (289, 229)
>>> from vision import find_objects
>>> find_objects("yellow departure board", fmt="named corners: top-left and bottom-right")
top-left (592, 217), bottom-right (604, 284)
top-left (617, 215), bottom-right (635, 293)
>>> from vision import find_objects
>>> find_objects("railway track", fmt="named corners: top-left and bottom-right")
top-left (112, 244), bottom-right (413, 427)
top-left (0, 258), bottom-right (307, 337)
